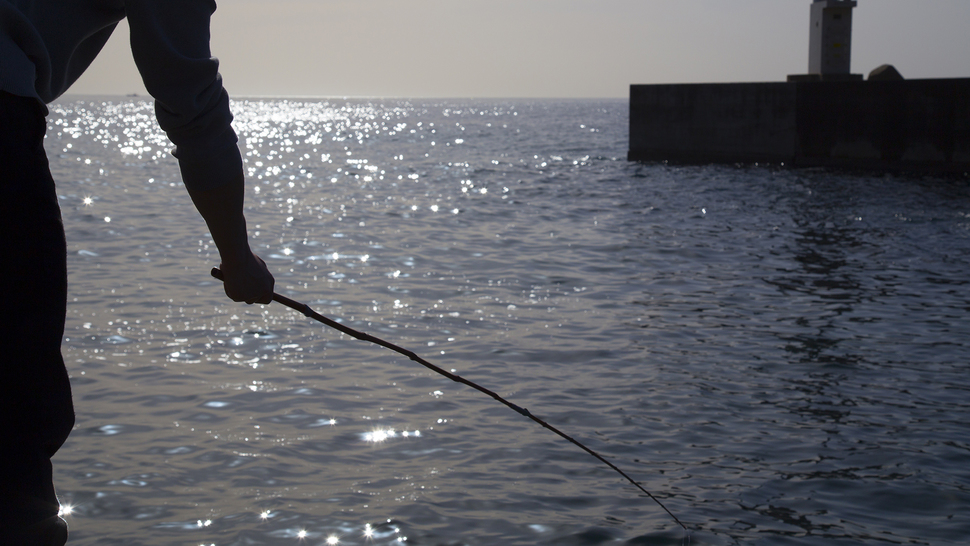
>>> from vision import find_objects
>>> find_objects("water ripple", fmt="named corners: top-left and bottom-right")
top-left (50, 97), bottom-right (970, 546)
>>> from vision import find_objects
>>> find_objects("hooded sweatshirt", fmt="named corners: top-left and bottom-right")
top-left (0, 0), bottom-right (241, 191)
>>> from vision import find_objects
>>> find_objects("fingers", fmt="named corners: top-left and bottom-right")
top-left (252, 255), bottom-right (274, 304)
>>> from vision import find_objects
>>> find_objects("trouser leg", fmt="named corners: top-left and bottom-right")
top-left (0, 91), bottom-right (74, 544)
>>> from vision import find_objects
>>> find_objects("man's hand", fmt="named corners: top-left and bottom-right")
top-left (219, 252), bottom-right (274, 304)
top-left (183, 172), bottom-right (275, 304)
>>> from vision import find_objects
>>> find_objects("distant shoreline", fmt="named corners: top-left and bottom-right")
top-left (55, 94), bottom-right (625, 102)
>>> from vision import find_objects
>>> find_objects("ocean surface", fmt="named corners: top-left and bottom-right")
top-left (46, 97), bottom-right (969, 546)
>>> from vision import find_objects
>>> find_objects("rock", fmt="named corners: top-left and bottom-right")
top-left (869, 64), bottom-right (904, 81)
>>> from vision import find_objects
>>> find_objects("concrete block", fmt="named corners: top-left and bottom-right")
top-left (628, 78), bottom-right (970, 174)
top-left (868, 64), bottom-right (904, 81)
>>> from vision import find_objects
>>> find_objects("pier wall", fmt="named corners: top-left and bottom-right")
top-left (628, 79), bottom-right (970, 173)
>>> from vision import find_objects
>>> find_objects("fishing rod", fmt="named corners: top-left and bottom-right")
top-left (211, 267), bottom-right (688, 532)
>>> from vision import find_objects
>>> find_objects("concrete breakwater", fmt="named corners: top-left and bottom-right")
top-left (628, 78), bottom-right (970, 174)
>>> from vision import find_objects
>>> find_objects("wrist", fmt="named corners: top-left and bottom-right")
top-left (218, 242), bottom-right (256, 269)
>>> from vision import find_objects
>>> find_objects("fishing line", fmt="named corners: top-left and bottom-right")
top-left (211, 267), bottom-right (688, 533)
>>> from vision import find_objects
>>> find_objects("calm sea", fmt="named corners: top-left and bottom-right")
top-left (46, 97), bottom-right (969, 545)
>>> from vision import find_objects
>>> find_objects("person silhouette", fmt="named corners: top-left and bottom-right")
top-left (0, 1), bottom-right (275, 543)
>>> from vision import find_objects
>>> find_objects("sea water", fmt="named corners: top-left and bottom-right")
top-left (45, 97), bottom-right (970, 545)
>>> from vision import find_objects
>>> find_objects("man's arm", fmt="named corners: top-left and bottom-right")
top-left (184, 172), bottom-right (274, 304)
top-left (124, 0), bottom-right (274, 303)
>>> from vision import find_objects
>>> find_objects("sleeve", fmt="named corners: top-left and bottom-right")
top-left (125, 0), bottom-right (242, 192)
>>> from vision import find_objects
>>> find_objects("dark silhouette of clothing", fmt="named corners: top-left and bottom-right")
top-left (1, 1), bottom-right (276, 544)
top-left (0, 91), bottom-right (74, 544)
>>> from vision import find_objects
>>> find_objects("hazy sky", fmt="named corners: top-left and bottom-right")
top-left (69, 0), bottom-right (970, 98)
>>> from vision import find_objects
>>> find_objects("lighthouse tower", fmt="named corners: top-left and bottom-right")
top-left (790, 0), bottom-right (863, 81)
top-left (810, 0), bottom-right (857, 75)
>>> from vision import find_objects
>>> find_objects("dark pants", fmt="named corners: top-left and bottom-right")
top-left (0, 91), bottom-right (75, 542)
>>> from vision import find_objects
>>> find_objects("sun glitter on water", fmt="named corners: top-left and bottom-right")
top-left (363, 428), bottom-right (395, 443)
top-left (362, 427), bottom-right (421, 443)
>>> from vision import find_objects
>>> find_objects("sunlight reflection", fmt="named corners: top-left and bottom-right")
top-left (326, 535), bottom-right (340, 545)
top-left (363, 428), bottom-right (395, 443)
top-left (362, 427), bottom-right (421, 443)
top-left (57, 503), bottom-right (74, 517)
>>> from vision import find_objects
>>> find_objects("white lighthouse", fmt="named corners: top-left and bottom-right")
top-left (807, 0), bottom-right (862, 80)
